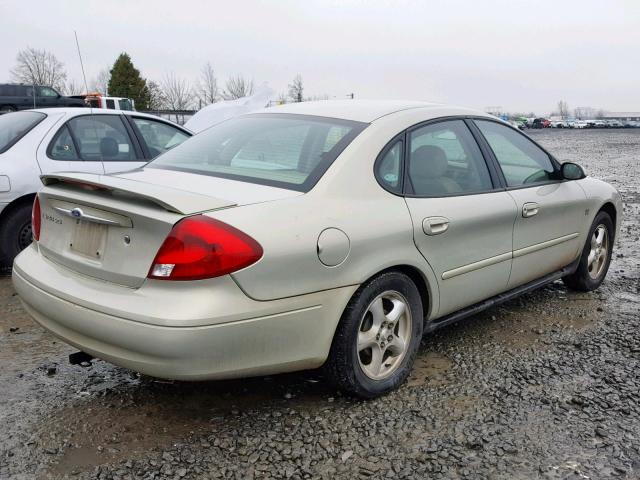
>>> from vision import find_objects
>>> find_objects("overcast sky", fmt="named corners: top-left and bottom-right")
top-left (1, 0), bottom-right (638, 114)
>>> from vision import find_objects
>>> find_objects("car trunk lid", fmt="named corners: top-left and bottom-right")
top-left (37, 171), bottom-right (254, 288)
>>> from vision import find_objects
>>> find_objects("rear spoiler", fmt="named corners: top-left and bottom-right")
top-left (41, 173), bottom-right (236, 215)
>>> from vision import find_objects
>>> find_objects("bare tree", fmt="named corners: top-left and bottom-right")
top-left (62, 79), bottom-right (83, 96)
top-left (90, 68), bottom-right (111, 94)
top-left (195, 62), bottom-right (219, 107)
top-left (161, 73), bottom-right (194, 122)
top-left (147, 80), bottom-right (166, 111)
top-left (276, 92), bottom-right (288, 105)
top-left (557, 100), bottom-right (570, 119)
top-left (222, 75), bottom-right (254, 100)
top-left (10, 47), bottom-right (67, 91)
top-left (287, 74), bottom-right (304, 103)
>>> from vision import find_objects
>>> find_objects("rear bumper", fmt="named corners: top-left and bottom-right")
top-left (13, 245), bottom-right (357, 380)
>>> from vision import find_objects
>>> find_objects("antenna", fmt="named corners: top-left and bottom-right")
top-left (74, 31), bottom-right (90, 95)
top-left (74, 30), bottom-right (99, 149)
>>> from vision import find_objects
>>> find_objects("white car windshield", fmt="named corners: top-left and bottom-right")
top-left (0, 111), bottom-right (46, 154)
top-left (148, 114), bottom-right (367, 192)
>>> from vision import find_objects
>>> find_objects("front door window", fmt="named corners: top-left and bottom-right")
top-left (475, 120), bottom-right (557, 187)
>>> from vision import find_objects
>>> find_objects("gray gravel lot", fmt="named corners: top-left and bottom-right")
top-left (0, 129), bottom-right (638, 480)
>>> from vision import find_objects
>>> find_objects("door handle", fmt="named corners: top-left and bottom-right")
top-left (522, 202), bottom-right (539, 218)
top-left (423, 216), bottom-right (450, 235)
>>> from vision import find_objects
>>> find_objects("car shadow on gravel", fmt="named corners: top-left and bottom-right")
top-left (36, 280), bottom-right (604, 477)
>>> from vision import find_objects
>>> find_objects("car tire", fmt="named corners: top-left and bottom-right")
top-left (0, 203), bottom-right (33, 268)
top-left (325, 271), bottom-right (423, 398)
top-left (563, 211), bottom-right (614, 292)
top-left (0, 105), bottom-right (17, 114)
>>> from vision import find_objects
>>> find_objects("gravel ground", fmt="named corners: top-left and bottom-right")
top-left (0, 129), bottom-right (638, 480)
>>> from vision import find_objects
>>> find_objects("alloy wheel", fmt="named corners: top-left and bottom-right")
top-left (357, 290), bottom-right (412, 380)
top-left (587, 224), bottom-right (608, 280)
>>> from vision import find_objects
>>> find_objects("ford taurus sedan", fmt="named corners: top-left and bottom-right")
top-left (12, 101), bottom-right (621, 398)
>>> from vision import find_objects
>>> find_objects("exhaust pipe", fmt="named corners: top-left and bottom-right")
top-left (69, 351), bottom-right (94, 365)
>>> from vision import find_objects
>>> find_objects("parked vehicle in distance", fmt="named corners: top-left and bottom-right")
top-left (531, 118), bottom-right (551, 129)
top-left (586, 120), bottom-right (606, 128)
top-left (0, 84), bottom-right (85, 113)
top-left (72, 92), bottom-right (135, 111)
top-left (0, 108), bottom-right (191, 265)
top-left (574, 121), bottom-right (589, 129)
top-left (605, 120), bottom-right (624, 128)
top-left (13, 100), bottom-right (621, 398)
top-left (551, 120), bottom-right (570, 128)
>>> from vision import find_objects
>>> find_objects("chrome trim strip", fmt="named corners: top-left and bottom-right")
top-left (442, 252), bottom-right (512, 280)
top-left (52, 206), bottom-right (123, 227)
top-left (513, 232), bottom-right (580, 258)
top-left (441, 232), bottom-right (581, 280)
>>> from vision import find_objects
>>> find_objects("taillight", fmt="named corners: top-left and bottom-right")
top-left (148, 215), bottom-right (263, 281)
top-left (32, 196), bottom-right (41, 242)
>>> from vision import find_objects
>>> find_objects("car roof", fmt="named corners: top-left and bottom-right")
top-left (25, 108), bottom-right (191, 131)
top-left (258, 99), bottom-right (491, 123)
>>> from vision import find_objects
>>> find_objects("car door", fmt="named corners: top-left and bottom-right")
top-left (472, 119), bottom-right (587, 288)
top-left (400, 119), bottom-right (518, 318)
top-left (121, 115), bottom-right (191, 167)
top-left (21, 86), bottom-right (36, 110)
top-left (37, 115), bottom-right (103, 175)
top-left (36, 86), bottom-right (60, 108)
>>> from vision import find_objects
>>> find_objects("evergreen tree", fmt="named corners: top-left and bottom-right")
top-left (108, 53), bottom-right (150, 110)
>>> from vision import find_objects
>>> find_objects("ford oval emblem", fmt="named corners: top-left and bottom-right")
top-left (71, 208), bottom-right (83, 218)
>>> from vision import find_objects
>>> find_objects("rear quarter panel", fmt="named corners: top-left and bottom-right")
top-left (209, 117), bottom-right (443, 318)
top-left (0, 113), bottom-right (65, 206)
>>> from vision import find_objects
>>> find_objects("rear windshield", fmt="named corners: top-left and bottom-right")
top-left (0, 111), bottom-right (46, 154)
top-left (147, 113), bottom-right (367, 192)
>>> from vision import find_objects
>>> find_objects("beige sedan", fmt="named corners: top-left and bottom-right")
top-left (13, 101), bottom-right (621, 398)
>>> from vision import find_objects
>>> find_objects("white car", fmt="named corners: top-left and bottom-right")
top-left (13, 101), bottom-right (621, 398)
top-left (0, 108), bottom-right (191, 265)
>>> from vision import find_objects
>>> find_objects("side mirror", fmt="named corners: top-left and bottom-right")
top-left (561, 162), bottom-right (586, 180)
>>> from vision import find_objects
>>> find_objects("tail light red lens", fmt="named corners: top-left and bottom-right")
top-left (32, 196), bottom-right (41, 242)
top-left (148, 215), bottom-right (263, 281)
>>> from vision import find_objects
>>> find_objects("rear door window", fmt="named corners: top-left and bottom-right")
top-left (0, 111), bottom-right (46, 154)
top-left (407, 120), bottom-right (494, 196)
top-left (67, 115), bottom-right (138, 161)
top-left (38, 87), bottom-right (58, 97)
top-left (118, 99), bottom-right (133, 111)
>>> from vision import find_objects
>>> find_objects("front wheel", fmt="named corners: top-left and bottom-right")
top-left (563, 211), bottom-right (614, 291)
top-left (325, 271), bottom-right (423, 398)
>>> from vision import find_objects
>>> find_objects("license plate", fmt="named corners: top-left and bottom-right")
top-left (70, 220), bottom-right (107, 259)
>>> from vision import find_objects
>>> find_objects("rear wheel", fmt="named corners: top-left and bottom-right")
top-left (325, 271), bottom-right (423, 398)
top-left (0, 203), bottom-right (33, 268)
top-left (0, 105), bottom-right (17, 114)
top-left (563, 211), bottom-right (614, 291)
